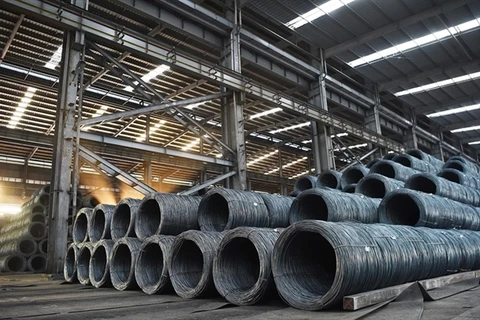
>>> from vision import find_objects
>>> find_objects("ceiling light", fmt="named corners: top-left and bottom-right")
top-left (285, 0), bottom-right (356, 29)
top-left (247, 150), bottom-right (278, 167)
top-left (348, 18), bottom-right (480, 68)
top-left (124, 64), bottom-right (170, 92)
top-left (185, 101), bottom-right (207, 110)
top-left (265, 156), bottom-right (308, 175)
top-left (395, 71), bottom-right (480, 96)
top-left (289, 168), bottom-right (315, 180)
top-left (8, 87), bottom-right (37, 129)
top-left (427, 103), bottom-right (480, 118)
top-left (270, 121), bottom-right (310, 134)
top-left (249, 107), bottom-right (282, 120)
top-left (182, 138), bottom-right (201, 151)
top-left (45, 46), bottom-right (63, 69)
top-left (468, 141), bottom-right (480, 145)
top-left (451, 125), bottom-right (480, 133)
top-left (136, 119), bottom-right (167, 141)
top-left (334, 143), bottom-right (368, 151)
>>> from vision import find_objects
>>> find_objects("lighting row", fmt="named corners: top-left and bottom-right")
top-left (7, 87), bottom-right (37, 129)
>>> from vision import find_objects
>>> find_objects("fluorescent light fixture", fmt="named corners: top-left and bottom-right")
top-left (7, 87), bottom-right (37, 129)
top-left (302, 139), bottom-right (312, 144)
top-left (395, 71), bottom-right (480, 97)
top-left (348, 18), bottom-right (480, 68)
top-left (427, 103), bottom-right (480, 118)
top-left (249, 107), bottom-right (282, 120)
top-left (182, 138), bottom-right (201, 151)
top-left (247, 150), bottom-right (278, 167)
top-left (332, 132), bottom-right (348, 138)
top-left (124, 64), bottom-right (170, 92)
top-left (185, 101), bottom-right (207, 110)
top-left (270, 121), bottom-right (310, 134)
top-left (334, 143), bottom-right (368, 151)
top-left (468, 141), bottom-right (480, 145)
top-left (45, 46), bottom-right (63, 69)
top-left (163, 178), bottom-right (194, 186)
top-left (137, 119), bottom-right (167, 141)
top-left (289, 168), bottom-right (315, 180)
top-left (451, 125), bottom-right (480, 133)
top-left (285, 0), bottom-right (355, 29)
top-left (265, 156), bottom-right (308, 175)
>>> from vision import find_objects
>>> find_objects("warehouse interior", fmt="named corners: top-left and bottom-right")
top-left (1, 0), bottom-right (480, 319)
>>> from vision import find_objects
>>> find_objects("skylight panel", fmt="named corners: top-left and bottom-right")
top-left (270, 121), bottom-right (310, 134)
top-left (249, 107), bottom-right (282, 120)
top-left (265, 156), bottom-right (308, 175)
top-left (285, 0), bottom-right (356, 29)
top-left (348, 18), bottom-right (480, 68)
top-left (182, 138), bottom-right (201, 151)
top-left (45, 46), bottom-right (63, 69)
top-left (136, 120), bottom-right (167, 141)
top-left (247, 150), bottom-right (278, 167)
top-left (7, 87), bottom-right (37, 129)
top-left (451, 125), bottom-right (480, 133)
top-left (124, 64), bottom-right (170, 92)
top-left (427, 104), bottom-right (480, 118)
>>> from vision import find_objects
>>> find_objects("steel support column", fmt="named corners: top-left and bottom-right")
top-left (47, 30), bottom-right (82, 273)
top-left (403, 110), bottom-right (418, 150)
top-left (432, 132), bottom-right (445, 161)
top-left (365, 87), bottom-right (383, 158)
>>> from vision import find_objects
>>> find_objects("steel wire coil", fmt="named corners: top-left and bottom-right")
top-left (289, 190), bottom-right (300, 197)
top-left (448, 156), bottom-right (480, 175)
top-left (88, 204), bottom-right (115, 243)
top-left (316, 170), bottom-right (342, 189)
top-left (135, 235), bottom-right (175, 295)
top-left (38, 238), bottom-right (48, 255)
top-left (64, 243), bottom-right (78, 283)
top-left (341, 184), bottom-right (357, 193)
top-left (406, 172), bottom-right (480, 207)
top-left (27, 254), bottom-right (47, 272)
top-left (110, 237), bottom-right (142, 291)
top-left (293, 175), bottom-right (317, 192)
top-left (1, 212), bottom-right (45, 234)
top-left (259, 194), bottom-right (293, 228)
top-left (366, 158), bottom-right (381, 168)
top-left (77, 243), bottom-right (94, 285)
top-left (198, 189), bottom-right (269, 232)
top-left (340, 165), bottom-right (369, 189)
top-left (136, 193), bottom-right (201, 240)
top-left (406, 148), bottom-right (444, 171)
top-left (31, 185), bottom-right (51, 207)
top-left (213, 227), bottom-right (283, 306)
top-left (0, 237), bottom-right (37, 257)
top-left (289, 188), bottom-right (381, 224)
top-left (369, 159), bottom-right (421, 182)
top-left (0, 221), bottom-right (47, 244)
top-left (438, 168), bottom-right (480, 189)
top-left (393, 153), bottom-right (437, 173)
top-left (272, 220), bottom-right (480, 310)
top-left (81, 195), bottom-right (100, 208)
top-left (383, 153), bottom-right (397, 160)
top-left (356, 173), bottom-right (405, 198)
top-left (169, 230), bottom-right (225, 298)
top-left (73, 208), bottom-right (93, 244)
top-left (89, 239), bottom-right (114, 288)
top-left (0, 254), bottom-right (27, 272)
top-left (111, 198), bottom-right (142, 241)
top-left (378, 188), bottom-right (480, 230)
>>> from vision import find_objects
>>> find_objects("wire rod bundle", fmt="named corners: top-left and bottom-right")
top-left (341, 184), bottom-right (357, 193)
top-left (406, 172), bottom-right (480, 207)
top-left (259, 194), bottom-right (293, 228)
top-left (213, 227), bottom-right (283, 306)
top-left (356, 173), bottom-right (405, 198)
top-left (110, 237), bottom-right (142, 291)
top-left (438, 168), bottom-right (480, 189)
top-left (1, 213), bottom-right (45, 234)
top-left (378, 188), bottom-right (480, 230)
top-left (0, 254), bottom-right (27, 272)
top-left (81, 195), bottom-right (100, 208)
top-left (0, 221), bottom-right (47, 244)
top-left (271, 220), bottom-right (480, 310)
top-left (64, 243), bottom-right (78, 283)
top-left (369, 159), bottom-right (421, 182)
top-left (393, 153), bottom-right (437, 173)
top-left (73, 208), bottom-right (93, 244)
top-left (446, 156), bottom-right (480, 176)
top-left (0, 237), bottom-right (38, 257)
top-left (383, 153), bottom-right (397, 160)
top-left (77, 243), bottom-right (94, 285)
top-left (111, 198), bottom-right (142, 241)
top-left (316, 170), bottom-right (342, 189)
top-left (136, 193), bottom-right (201, 240)
top-left (366, 158), bottom-right (381, 168)
top-left (135, 235), bottom-right (175, 295)
top-left (293, 175), bottom-right (317, 192)
top-left (340, 165), bottom-right (369, 189)
top-left (31, 185), bottom-right (51, 207)
top-left (406, 148), bottom-right (444, 171)
top-left (88, 204), bottom-right (115, 243)
top-left (38, 239), bottom-right (48, 255)
top-left (28, 254), bottom-right (47, 272)
top-left (169, 230), bottom-right (225, 298)
top-left (198, 188), bottom-right (270, 232)
top-left (289, 188), bottom-right (381, 224)
top-left (89, 239), bottom-right (114, 288)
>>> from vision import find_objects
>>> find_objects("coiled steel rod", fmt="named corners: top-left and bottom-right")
top-left (341, 184), bottom-right (357, 193)
top-left (366, 158), bottom-right (381, 168)
top-left (340, 165), bottom-right (369, 189)
top-left (316, 170), bottom-right (342, 189)
top-left (293, 175), bottom-right (317, 192)
top-left (110, 237), bottom-right (142, 291)
top-left (383, 153), bottom-right (397, 160)
top-left (0, 254), bottom-right (27, 272)
top-left (198, 189), bottom-right (269, 232)
top-left (259, 194), bottom-right (293, 228)
top-left (111, 198), bottom-right (142, 241)
top-left (446, 156), bottom-right (480, 176)
top-left (213, 227), bottom-right (283, 306)
top-left (88, 204), bottom-right (115, 243)
top-left (77, 243), bottom-right (94, 285)
top-left (135, 235), bottom-right (175, 295)
top-left (64, 243), bottom-right (78, 283)
top-left (272, 220), bottom-right (480, 310)
top-left (136, 193), bottom-right (201, 239)
top-left (369, 159), bottom-right (421, 182)
top-left (289, 188), bottom-right (381, 224)
top-left (73, 208), bottom-right (93, 244)
top-left (27, 254), bottom-right (47, 272)
top-left (378, 188), bottom-right (480, 230)
top-left (393, 153), bottom-right (437, 173)
top-left (438, 168), bottom-right (480, 189)
top-left (89, 239), bottom-right (114, 288)
top-left (406, 149), bottom-right (444, 171)
top-left (356, 173), bottom-right (404, 198)
top-left (0, 238), bottom-right (37, 257)
top-left (169, 230), bottom-right (225, 298)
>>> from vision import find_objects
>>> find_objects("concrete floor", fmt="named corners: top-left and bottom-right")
top-left (0, 274), bottom-right (479, 319)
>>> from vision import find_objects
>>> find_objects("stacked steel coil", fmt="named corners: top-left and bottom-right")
top-left (340, 165), bottom-right (369, 189)
top-left (369, 159), bottom-right (421, 182)
top-left (316, 170), bottom-right (342, 189)
top-left (356, 173), bottom-right (404, 198)
top-left (293, 175), bottom-right (317, 192)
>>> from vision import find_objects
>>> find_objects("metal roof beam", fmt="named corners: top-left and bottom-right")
top-left (443, 119), bottom-right (480, 131)
top-left (0, 13), bottom-right (24, 63)
top-left (324, 0), bottom-right (476, 58)
top-left (414, 94), bottom-right (480, 114)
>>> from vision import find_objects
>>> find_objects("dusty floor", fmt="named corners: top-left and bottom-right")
top-left (0, 274), bottom-right (479, 319)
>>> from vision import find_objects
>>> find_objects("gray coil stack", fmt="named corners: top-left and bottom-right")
top-left (356, 173), bottom-right (404, 198)
top-left (316, 170), bottom-right (342, 189)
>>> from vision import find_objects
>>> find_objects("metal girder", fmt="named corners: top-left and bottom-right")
top-left (379, 59), bottom-right (480, 91)
top-left (461, 136), bottom-right (480, 144)
top-left (178, 170), bottom-right (237, 195)
top-left (324, 0), bottom-right (476, 58)
top-left (78, 145), bottom-right (156, 195)
top-left (0, 13), bottom-right (24, 62)
top-left (339, 148), bottom-right (378, 172)
top-left (414, 95), bottom-right (480, 115)
top-left (443, 119), bottom-right (480, 131)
